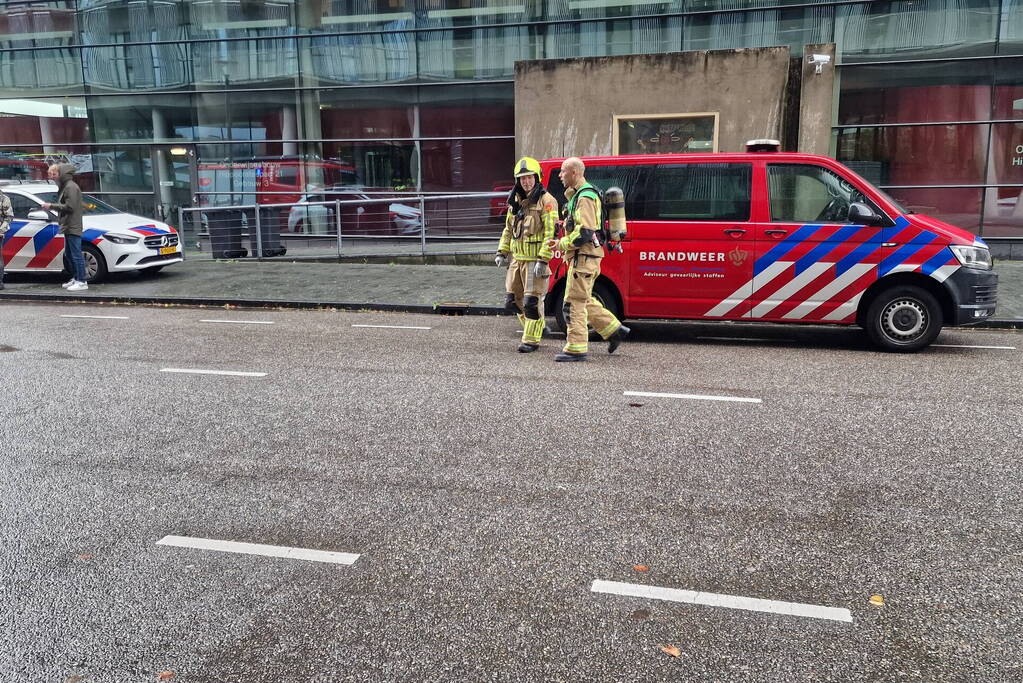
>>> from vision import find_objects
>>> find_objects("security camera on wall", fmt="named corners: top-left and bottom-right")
top-left (807, 54), bottom-right (832, 74)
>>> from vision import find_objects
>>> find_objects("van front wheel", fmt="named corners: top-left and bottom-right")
top-left (865, 285), bottom-right (943, 352)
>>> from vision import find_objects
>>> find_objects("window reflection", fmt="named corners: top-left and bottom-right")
top-left (83, 43), bottom-right (191, 92)
top-left (299, 0), bottom-right (415, 31)
top-left (0, 97), bottom-right (89, 146)
top-left (839, 61), bottom-right (994, 125)
top-left (0, 48), bottom-right (83, 96)
top-left (193, 39), bottom-right (298, 89)
top-left (310, 88), bottom-right (415, 139)
top-left (884, 187), bottom-right (983, 234)
top-left (418, 26), bottom-right (537, 80)
top-left (0, 1), bottom-right (76, 48)
top-left (684, 7), bottom-right (830, 56)
top-left (836, 0), bottom-right (998, 63)
top-left (836, 124), bottom-right (989, 187)
top-left (300, 31), bottom-right (416, 86)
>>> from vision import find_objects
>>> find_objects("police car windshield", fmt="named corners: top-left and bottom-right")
top-left (34, 191), bottom-right (121, 215)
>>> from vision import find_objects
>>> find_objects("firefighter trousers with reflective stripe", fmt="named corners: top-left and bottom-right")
top-left (563, 257), bottom-right (620, 354)
top-left (506, 258), bottom-right (549, 345)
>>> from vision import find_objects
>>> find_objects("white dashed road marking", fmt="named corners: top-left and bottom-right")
top-left (624, 390), bottom-right (761, 404)
top-left (200, 319), bottom-right (275, 325)
top-left (592, 580), bottom-right (852, 623)
top-left (157, 536), bottom-right (360, 565)
top-left (160, 368), bottom-right (267, 377)
top-left (932, 344), bottom-right (1016, 350)
top-left (60, 315), bottom-right (129, 320)
top-left (352, 324), bottom-right (432, 330)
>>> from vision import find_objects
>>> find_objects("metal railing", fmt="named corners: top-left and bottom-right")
top-left (178, 191), bottom-right (507, 260)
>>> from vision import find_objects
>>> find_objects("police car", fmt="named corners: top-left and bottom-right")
top-left (0, 183), bottom-right (182, 282)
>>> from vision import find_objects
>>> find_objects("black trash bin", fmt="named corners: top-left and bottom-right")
top-left (249, 207), bottom-right (287, 257)
top-left (209, 209), bottom-right (248, 259)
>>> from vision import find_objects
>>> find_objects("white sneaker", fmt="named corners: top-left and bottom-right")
top-left (61, 279), bottom-right (75, 288)
top-left (67, 281), bottom-right (89, 292)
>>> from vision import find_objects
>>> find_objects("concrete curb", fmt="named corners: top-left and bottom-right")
top-left (2, 292), bottom-right (1020, 328)
top-left (0, 292), bottom-right (506, 316)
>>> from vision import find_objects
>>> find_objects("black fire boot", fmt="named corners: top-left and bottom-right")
top-left (554, 352), bottom-right (587, 362)
top-left (517, 343), bottom-right (539, 353)
top-left (607, 324), bottom-right (631, 354)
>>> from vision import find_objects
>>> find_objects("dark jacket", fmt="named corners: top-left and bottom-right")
top-left (49, 164), bottom-right (83, 236)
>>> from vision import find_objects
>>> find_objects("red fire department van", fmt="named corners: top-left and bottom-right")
top-left (540, 149), bottom-right (998, 352)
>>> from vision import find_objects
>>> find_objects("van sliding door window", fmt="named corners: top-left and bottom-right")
top-left (768, 164), bottom-right (876, 224)
top-left (649, 163), bottom-right (751, 222)
top-left (545, 166), bottom-right (650, 219)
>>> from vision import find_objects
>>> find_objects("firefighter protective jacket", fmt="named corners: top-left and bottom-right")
top-left (498, 190), bottom-right (558, 262)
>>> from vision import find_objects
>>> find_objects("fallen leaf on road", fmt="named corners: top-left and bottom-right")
top-left (628, 403), bottom-right (644, 408)
top-left (64, 675), bottom-right (86, 683)
top-left (633, 565), bottom-right (650, 572)
top-left (659, 644), bottom-right (682, 658)
top-left (75, 554), bottom-right (92, 561)
top-left (157, 672), bottom-right (175, 681)
top-left (869, 594), bottom-right (885, 606)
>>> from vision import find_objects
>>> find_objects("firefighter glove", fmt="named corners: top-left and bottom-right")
top-left (533, 261), bottom-right (551, 278)
top-left (495, 252), bottom-right (509, 268)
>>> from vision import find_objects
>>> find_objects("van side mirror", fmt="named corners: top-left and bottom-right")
top-left (27, 209), bottom-right (51, 221)
top-left (847, 202), bottom-right (883, 226)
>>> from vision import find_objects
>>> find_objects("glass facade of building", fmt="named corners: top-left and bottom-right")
top-left (0, 0), bottom-right (1021, 236)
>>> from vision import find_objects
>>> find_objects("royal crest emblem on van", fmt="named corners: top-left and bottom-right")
top-left (729, 245), bottom-right (748, 267)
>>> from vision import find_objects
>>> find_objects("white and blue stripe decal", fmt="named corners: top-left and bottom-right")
top-left (754, 224), bottom-right (824, 276)
top-left (879, 230), bottom-right (938, 276)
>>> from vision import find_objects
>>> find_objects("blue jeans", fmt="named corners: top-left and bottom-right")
top-left (63, 233), bottom-right (87, 282)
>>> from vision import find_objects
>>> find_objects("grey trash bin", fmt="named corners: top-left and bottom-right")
top-left (250, 207), bottom-right (287, 258)
top-left (210, 209), bottom-right (248, 259)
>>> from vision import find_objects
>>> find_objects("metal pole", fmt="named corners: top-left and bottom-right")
top-left (178, 206), bottom-right (186, 260)
top-left (254, 205), bottom-right (263, 260)
top-left (335, 199), bottom-right (342, 259)
top-left (419, 194), bottom-right (426, 256)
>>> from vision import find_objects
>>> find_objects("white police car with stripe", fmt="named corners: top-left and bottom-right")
top-left (0, 184), bottom-right (182, 282)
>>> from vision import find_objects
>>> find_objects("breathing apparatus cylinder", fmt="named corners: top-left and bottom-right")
top-left (605, 186), bottom-right (627, 242)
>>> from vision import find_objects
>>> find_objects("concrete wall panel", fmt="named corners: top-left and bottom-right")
top-left (515, 48), bottom-right (794, 160)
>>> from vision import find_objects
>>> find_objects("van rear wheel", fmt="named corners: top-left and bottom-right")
top-left (865, 285), bottom-right (942, 352)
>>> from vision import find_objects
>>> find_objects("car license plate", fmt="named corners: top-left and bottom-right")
top-left (159, 246), bottom-right (177, 255)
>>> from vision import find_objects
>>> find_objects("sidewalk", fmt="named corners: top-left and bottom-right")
top-left (1, 257), bottom-right (1021, 323)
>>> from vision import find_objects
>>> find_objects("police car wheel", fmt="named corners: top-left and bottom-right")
top-left (82, 243), bottom-right (108, 283)
top-left (866, 285), bottom-right (942, 352)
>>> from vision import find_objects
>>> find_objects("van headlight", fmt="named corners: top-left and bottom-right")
top-left (105, 233), bottom-right (139, 245)
top-left (949, 244), bottom-right (992, 270)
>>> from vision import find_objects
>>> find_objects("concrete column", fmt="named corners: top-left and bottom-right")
top-left (797, 43), bottom-right (837, 155)
top-left (39, 116), bottom-right (56, 154)
top-left (152, 108), bottom-right (173, 211)
top-left (282, 105), bottom-right (298, 156)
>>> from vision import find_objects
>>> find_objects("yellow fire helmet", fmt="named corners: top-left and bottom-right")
top-left (513, 156), bottom-right (542, 179)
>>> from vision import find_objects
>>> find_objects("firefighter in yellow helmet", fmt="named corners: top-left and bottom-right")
top-left (546, 156), bottom-right (629, 362)
top-left (495, 156), bottom-right (559, 352)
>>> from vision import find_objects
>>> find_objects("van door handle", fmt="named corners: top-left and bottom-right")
top-left (724, 228), bottom-right (746, 237)
top-left (764, 229), bottom-right (788, 237)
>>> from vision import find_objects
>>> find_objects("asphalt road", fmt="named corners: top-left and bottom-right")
top-left (1, 303), bottom-right (1020, 682)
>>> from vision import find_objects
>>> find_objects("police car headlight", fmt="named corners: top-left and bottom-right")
top-left (949, 245), bottom-right (992, 271)
top-left (105, 233), bottom-right (139, 245)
